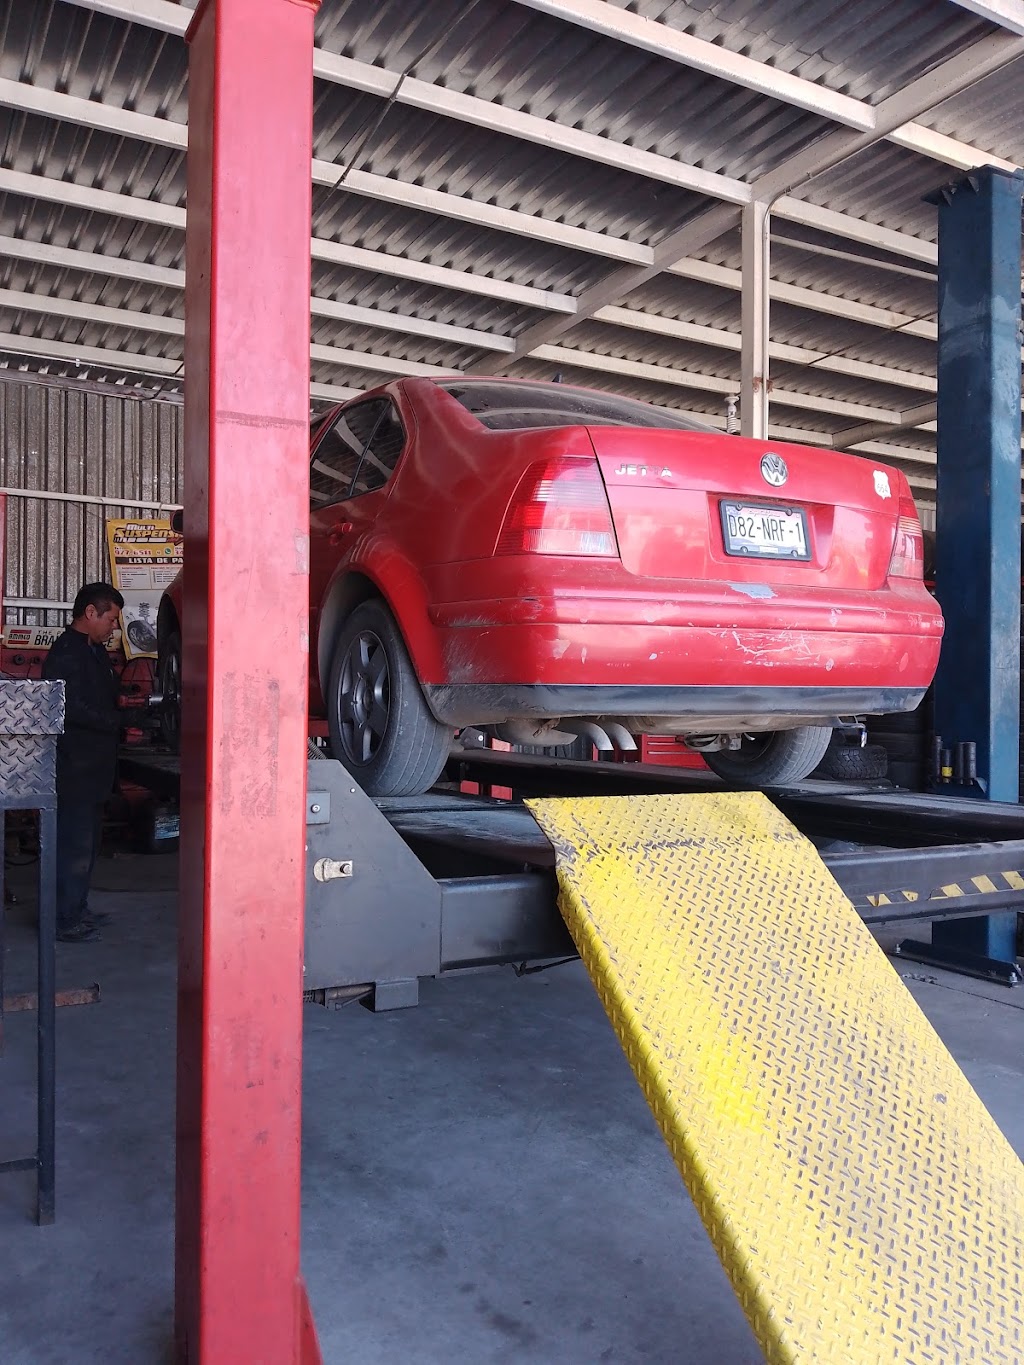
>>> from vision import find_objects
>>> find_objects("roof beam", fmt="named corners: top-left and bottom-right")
top-left (509, 0), bottom-right (1021, 173)
top-left (0, 110), bottom-right (937, 279)
top-left (529, 344), bottom-right (902, 422)
top-left (665, 257), bottom-right (937, 339)
top-left (0, 186), bottom-right (575, 315)
top-left (314, 165), bottom-right (650, 263)
top-left (0, 281), bottom-right (914, 426)
top-left (308, 344), bottom-right (453, 378)
top-left (309, 240), bottom-right (576, 313)
top-left (0, 286), bottom-right (182, 334)
top-left (773, 199), bottom-right (937, 264)
top-left (471, 31), bottom-right (1023, 370)
top-left (0, 233), bottom-right (183, 288)
top-left (508, 0), bottom-right (876, 128)
top-left (312, 50), bottom-right (748, 205)
top-left (0, 165), bottom-right (184, 228)
top-left (69, 0), bottom-right (1021, 180)
top-left (311, 300), bottom-right (514, 353)
top-left (593, 305), bottom-right (935, 392)
top-left (310, 381), bottom-right (360, 404)
top-left (0, 284), bottom-right (513, 356)
top-left (0, 74), bottom-right (184, 148)
top-left (0, 86), bottom-right (940, 270)
top-left (52, 7), bottom-right (960, 264)
top-left (64, 0), bottom-right (188, 30)
top-left (0, 231), bottom-right (938, 391)
top-left (888, 122), bottom-right (1017, 172)
top-left (0, 330), bottom-right (182, 375)
top-left (947, 0), bottom-right (1024, 36)
top-left (833, 403), bottom-right (940, 450)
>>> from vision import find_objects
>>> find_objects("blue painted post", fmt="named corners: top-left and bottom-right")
top-left (932, 165), bottom-right (1024, 964)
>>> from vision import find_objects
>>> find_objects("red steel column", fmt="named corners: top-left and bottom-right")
top-left (176, 2), bottom-right (321, 1361)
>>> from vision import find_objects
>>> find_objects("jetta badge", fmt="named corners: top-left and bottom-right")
top-left (760, 452), bottom-right (788, 488)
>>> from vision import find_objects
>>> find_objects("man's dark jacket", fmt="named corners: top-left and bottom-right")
top-left (41, 628), bottom-right (120, 801)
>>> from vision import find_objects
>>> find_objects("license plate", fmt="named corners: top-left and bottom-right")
top-left (720, 501), bottom-right (810, 561)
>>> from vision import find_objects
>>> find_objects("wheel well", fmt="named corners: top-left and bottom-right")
top-left (317, 572), bottom-right (380, 692)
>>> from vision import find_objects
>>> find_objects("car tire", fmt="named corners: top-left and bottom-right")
top-left (702, 725), bottom-right (833, 786)
top-left (326, 599), bottom-right (453, 797)
top-left (813, 738), bottom-right (889, 782)
top-left (159, 630), bottom-right (182, 754)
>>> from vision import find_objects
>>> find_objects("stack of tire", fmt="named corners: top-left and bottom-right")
top-left (863, 529), bottom-right (935, 792)
top-left (865, 697), bottom-right (930, 790)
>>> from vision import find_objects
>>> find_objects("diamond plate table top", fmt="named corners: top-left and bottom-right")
top-left (527, 790), bottom-right (1024, 1364)
top-left (0, 680), bottom-right (64, 736)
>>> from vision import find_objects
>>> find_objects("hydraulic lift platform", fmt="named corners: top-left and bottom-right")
top-left (118, 746), bottom-right (1024, 995)
top-left (121, 746), bottom-right (1024, 1357)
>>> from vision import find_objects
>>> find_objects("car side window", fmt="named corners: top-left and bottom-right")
top-left (349, 401), bottom-right (406, 498)
top-left (310, 400), bottom-right (387, 507)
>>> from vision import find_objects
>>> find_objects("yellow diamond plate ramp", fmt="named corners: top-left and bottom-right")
top-left (525, 791), bottom-right (1024, 1363)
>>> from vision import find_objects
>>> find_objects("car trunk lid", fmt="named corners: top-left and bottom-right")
top-left (587, 427), bottom-right (904, 590)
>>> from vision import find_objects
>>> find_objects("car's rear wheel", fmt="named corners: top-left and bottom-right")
top-left (159, 630), bottom-right (182, 754)
top-left (326, 599), bottom-right (453, 797)
top-left (702, 725), bottom-right (833, 786)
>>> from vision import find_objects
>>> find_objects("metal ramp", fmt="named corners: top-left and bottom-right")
top-left (527, 791), bottom-right (1024, 1363)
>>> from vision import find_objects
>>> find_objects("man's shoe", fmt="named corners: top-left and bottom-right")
top-left (57, 922), bottom-right (102, 944)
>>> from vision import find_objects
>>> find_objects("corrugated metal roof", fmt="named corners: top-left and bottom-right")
top-left (797, 143), bottom-right (952, 240)
top-left (614, 0), bottom-right (995, 102)
top-left (922, 51), bottom-right (1024, 161)
top-left (0, 0), bottom-right (1019, 510)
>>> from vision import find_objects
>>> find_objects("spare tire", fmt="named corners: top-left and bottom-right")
top-left (814, 740), bottom-right (889, 782)
top-left (702, 726), bottom-right (832, 786)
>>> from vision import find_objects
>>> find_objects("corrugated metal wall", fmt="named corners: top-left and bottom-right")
top-left (0, 378), bottom-right (183, 625)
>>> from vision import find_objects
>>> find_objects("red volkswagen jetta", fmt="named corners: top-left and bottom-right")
top-left (158, 377), bottom-right (943, 794)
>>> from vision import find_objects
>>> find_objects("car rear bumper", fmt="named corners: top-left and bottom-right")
top-left (422, 614), bottom-right (939, 717)
top-left (422, 681), bottom-right (928, 729)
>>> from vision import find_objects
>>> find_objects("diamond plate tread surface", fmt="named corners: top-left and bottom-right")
top-left (0, 680), bottom-right (65, 735)
top-left (0, 736), bottom-right (56, 798)
top-left (525, 791), bottom-right (1024, 1364)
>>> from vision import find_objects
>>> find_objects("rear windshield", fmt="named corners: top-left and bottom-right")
top-left (438, 380), bottom-right (716, 433)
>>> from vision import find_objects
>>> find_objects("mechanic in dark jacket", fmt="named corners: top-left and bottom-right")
top-left (41, 583), bottom-right (124, 943)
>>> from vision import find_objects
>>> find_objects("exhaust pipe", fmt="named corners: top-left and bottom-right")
top-left (602, 722), bottom-right (637, 752)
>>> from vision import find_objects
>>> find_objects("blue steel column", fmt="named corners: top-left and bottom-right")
top-left (932, 165), bottom-right (1024, 963)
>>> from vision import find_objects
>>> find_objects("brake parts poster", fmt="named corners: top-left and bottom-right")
top-left (105, 517), bottom-right (183, 660)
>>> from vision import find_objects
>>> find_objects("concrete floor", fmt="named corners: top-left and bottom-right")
top-left (2, 854), bottom-right (1023, 1365)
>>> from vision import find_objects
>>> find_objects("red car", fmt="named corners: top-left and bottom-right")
top-left (158, 376), bottom-right (943, 794)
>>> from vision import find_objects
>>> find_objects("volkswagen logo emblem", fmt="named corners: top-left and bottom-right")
top-left (760, 453), bottom-right (788, 487)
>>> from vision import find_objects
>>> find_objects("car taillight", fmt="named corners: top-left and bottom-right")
top-left (496, 456), bottom-right (617, 557)
top-left (888, 496), bottom-right (924, 579)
